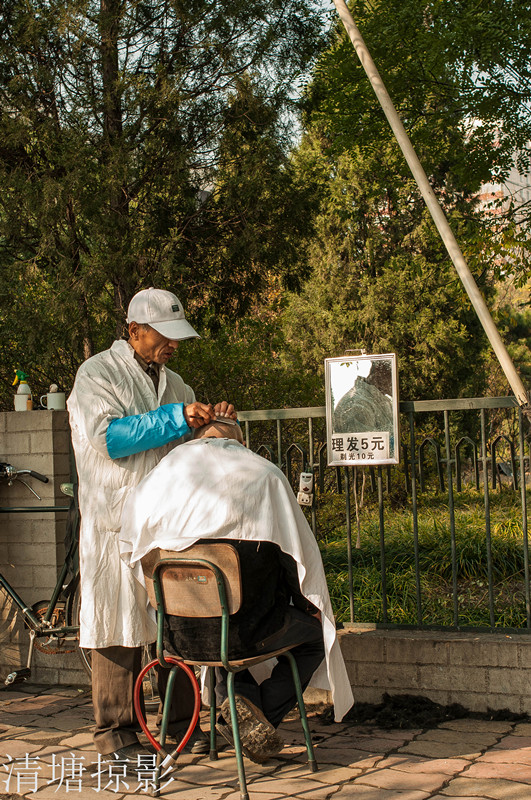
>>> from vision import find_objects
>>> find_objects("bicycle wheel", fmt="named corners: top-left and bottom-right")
top-left (66, 576), bottom-right (160, 711)
top-left (65, 574), bottom-right (91, 674)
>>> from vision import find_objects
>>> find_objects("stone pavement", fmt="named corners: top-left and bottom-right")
top-left (0, 685), bottom-right (530, 799)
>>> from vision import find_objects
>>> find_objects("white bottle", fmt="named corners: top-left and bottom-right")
top-left (13, 372), bottom-right (33, 411)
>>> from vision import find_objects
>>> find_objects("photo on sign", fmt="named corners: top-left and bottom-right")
top-left (325, 354), bottom-right (399, 467)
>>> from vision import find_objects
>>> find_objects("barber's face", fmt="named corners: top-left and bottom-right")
top-left (129, 323), bottom-right (179, 364)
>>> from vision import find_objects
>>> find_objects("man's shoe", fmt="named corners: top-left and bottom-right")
top-left (220, 695), bottom-right (284, 764)
top-left (109, 742), bottom-right (155, 761)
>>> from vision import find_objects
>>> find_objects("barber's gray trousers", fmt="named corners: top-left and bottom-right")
top-left (91, 645), bottom-right (196, 754)
top-left (215, 608), bottom-right (325, 729)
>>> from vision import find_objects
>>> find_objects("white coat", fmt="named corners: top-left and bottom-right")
top-left (119, 438), bottom-right (354, 721)
top-left (67, 339), bottom-right (195, 649)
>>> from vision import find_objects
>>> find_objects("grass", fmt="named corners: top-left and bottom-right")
top-left (316, 485), bottom-right (530, 629)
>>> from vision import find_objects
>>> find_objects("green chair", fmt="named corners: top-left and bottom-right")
top-left (141, 542), bottom-right (318, 800)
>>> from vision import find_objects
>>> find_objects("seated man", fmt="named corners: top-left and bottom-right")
top-left (120, 420), bottom-right (353, 761)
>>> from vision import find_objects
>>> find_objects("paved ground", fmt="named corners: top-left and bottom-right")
top-left (0, 685), bottom-right (530, 799)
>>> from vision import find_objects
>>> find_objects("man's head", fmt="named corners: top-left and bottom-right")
top-left (194, 419), bottom-right (244, 444)
top-left (127, 288), bottom-right (199, 365)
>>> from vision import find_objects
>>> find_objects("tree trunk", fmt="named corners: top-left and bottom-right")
top-left (100, 0), bottom-right (123, 150)
top-left (100, 0), bottom-right (130, 327)
top-left (66, 198), bottom-right (94, 359)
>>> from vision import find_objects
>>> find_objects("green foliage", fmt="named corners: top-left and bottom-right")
top-left (1, 0), bottom-right (530, 412)
top-left (176, 78), bottom-right (322, 332)
top-left (493, 294), bottom-right (531, 385)
top-left (305, 0), bottom-right (531, 187)
top-left (320, 487), bottom-right (530, 628)
top-left (281, 0), bottom-right (531, 404)
top-left (284, 141), bottom-right (491, 402)
top-left (174, 278), bottom-right (322, 410)
top-left (0, 0), bottom-right (325, 408)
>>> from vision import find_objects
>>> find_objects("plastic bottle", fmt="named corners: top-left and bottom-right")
top-left (13, 370), bottom-right (33, 411)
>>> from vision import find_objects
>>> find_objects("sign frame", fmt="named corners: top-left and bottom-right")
top-left (325, 353), bottom-right (400, 467)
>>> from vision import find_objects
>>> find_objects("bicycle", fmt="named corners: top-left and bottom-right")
top-left (0, 463), bottom-right (159, 708)
top-left (0, 462), bottom-right (81, 684)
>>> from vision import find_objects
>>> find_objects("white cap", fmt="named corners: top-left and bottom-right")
top-left (126, 288), bottom-right (199, 341)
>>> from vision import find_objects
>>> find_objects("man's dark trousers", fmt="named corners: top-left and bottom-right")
top-left (214, 607), bottom-right (325, 728)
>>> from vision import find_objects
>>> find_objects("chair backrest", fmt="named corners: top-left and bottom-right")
top-left (141, 542), bottom-right (242, 618)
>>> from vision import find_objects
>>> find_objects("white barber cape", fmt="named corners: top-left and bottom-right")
top-left (120, 438), bottom-right (354, 721)
top-left (67, 339), bottom-right (195, 649)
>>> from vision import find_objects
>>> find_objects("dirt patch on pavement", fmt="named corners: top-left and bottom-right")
top-left (319, 693), bottom-right (531, 729)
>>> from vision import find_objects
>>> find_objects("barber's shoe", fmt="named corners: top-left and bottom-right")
top-left (220, 696), bottom-right (284, 764)
top-left (109, 743), bottom-right (155, 761)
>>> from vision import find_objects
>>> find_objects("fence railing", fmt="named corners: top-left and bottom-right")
top-left (239, 397), bottom-right (530, 633)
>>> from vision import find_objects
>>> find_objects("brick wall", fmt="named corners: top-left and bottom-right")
top-left (323, 624), bottom-right (531, 715)
top-left (0, 410), bottom-right (87, 685)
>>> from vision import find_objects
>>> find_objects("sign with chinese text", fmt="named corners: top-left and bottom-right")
top-left (325, 354), bottom-right (399, 467)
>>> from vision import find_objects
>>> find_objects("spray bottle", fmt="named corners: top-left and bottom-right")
top-left (13, 370), bottom-right (33, 411)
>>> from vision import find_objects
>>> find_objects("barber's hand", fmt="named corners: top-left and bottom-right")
top-left (214, 401), bottom-right (237, 420)
top-left (184, 402), bottom-right (216, 428)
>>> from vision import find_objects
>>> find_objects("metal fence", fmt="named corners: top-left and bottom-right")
top-left (239, 397), bottom-right (530, 633)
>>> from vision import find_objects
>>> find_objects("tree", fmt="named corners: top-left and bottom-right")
top-left (277, 0), bottom-right (531, 407)
top-left (284, 140), bottom-right (490, 403)
top-left (0, 0), bottom-right (325, 407)
top-left (176, 276), bottom-right (322, 412)
top-left (307, 0), bottom-right (531, 182)
top-left (304, 0), bottom-right (531, 277)
top-left (169, 76), bottom-right (320, 331)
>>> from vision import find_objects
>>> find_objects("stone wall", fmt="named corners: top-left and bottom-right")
top-left (307, 624), bottom-right (531, 715)
top-left (0, 410), bottom-right (87, 685)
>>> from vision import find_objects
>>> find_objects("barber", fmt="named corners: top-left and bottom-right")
top-left (67, 287), bottom-right (236, 759)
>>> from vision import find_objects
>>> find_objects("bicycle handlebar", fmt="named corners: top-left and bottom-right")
top-left (0, 463), bottom-right (49, 484)
top-left (28, 470), bottom-right (49, 484)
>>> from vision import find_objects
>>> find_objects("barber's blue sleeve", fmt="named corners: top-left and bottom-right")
top-left (106, 403), bottom-right (190, 459)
